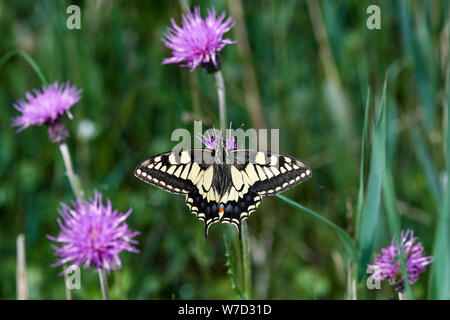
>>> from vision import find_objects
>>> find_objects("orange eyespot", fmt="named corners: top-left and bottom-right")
top-left (219, 204), bottom-right (224, 213)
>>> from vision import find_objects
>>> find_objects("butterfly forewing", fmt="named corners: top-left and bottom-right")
top-left (230, 149), bottom-right (312, 196)
top-left (134, 149), bottom-right (211, 195)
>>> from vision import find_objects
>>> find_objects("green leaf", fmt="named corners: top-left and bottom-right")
top-left (429, 67), bottom-right (450, 299)
top-left (358, 78), bottom-right (387, 281)
top-left (356, 88), bottom-right (371, 238)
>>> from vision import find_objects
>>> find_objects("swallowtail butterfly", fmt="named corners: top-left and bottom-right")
top-left (134, 147), bottom-right (311, 237)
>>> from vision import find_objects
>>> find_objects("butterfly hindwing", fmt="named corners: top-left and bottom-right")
top-left (185, 166), bottom-right (263, 237)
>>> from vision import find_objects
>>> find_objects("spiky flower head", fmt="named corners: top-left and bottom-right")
top-left (369, 229), bottom-right (433, 291)
top-left (12, 81), bottom-right (81, 131)
top-left (196, 128), bottom-right (221, 150)
top-left (162, 7), bottom-right (235, 72)
top-left (12, 81), bottom-right (81, 143)
top-left (196, 123), bottom-right (237, 150)
top-left (224, 122), bottom-right (237, 150)
top-left (48, 192), bottom-right (139, 272)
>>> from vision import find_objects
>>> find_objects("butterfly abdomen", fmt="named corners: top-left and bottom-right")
top-left (212, 163), bottom-right (232, 197)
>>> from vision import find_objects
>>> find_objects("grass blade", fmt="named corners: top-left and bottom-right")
top-left (356, 88), bottom-right (371, 237)
top-left (0, 49), bottom-right (48, 85)
top-left (429, 67), bottom-right (450, 299)
top-left (358, 78), bottom-right (387, 281)
top-left (276, 194), bottom-right (357, 261)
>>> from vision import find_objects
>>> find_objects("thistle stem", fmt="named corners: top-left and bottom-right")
top-left (214, 69), bottom-right (252, 299)
top-left (241, 221), bottom-right (252, 299)
top-left (346, 261), bottom-right (356, 300)
top-left (63, 266), bottom-right (72, 300)
top-left (59, 142), bottom-right (84, 300)
top-left (58, 142), bottom-right (83, 200)
top-left (98, 268), bottom-right (110, 300)
top-left (16, 234), bottom-right (28, 300)
top-left (214, 71), bottom-right (226, 131)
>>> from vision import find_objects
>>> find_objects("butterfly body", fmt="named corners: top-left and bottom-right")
top-left (135, 148), bottom-right (311, 237)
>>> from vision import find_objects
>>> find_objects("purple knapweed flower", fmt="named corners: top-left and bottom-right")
top-left (224, 123), bottom-right (237, 150)
top-left (196, 123), bottom-right (237, 150)
top-left (12, 81), bottom-right (81, 131)
top-left (196, 128), bottom-right (221, 150)
top-left (48, 192), bottom-right (139, 272)
top-left (12, 81), bottom-right (82, 143)
top-left (369, 229), bottom-right (433, 291)
top-left (162, 7), bottom-right (235, 72)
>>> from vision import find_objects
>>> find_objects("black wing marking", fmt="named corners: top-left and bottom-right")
top-left (134, 149), bottom-right (212, 195)
top-left (229, 149), bottom-right (312, 196)
top-left (185, 171), bottom-right (262, 238)
top-left (217, 190), bottom-right (262, 237)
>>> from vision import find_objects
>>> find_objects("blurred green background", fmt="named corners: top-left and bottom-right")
top-left (0, 0), bottom-right (449, 299)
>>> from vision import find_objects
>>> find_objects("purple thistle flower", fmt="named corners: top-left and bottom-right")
top-left (196, 128), bottom-right (221, 150)
top-left (225, 122), bottom-right (237, 150)
top-left (12, 81), bottom-right (82, 132)
top-left (369, 229), bottom-right (433, 290)
top-left (162, 7), bottom-right (235, 72)
top-left (48, 191), bottom-right (139, 272)
top-left (196, 123), bottom-right (237, 150)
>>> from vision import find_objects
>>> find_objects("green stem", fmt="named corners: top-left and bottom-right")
top-left (241, 221), bottom-right (252, 299)
top-left (0, 49), bottom-right (48, 85)
top-left (58, 143), bottom-right (84, 298)
top-left (346, 260), bottom-right (356, 300)
top-left (213, 69), bottom-right (252, 299)
top-left (63, 267), bottom-right (72, 300)
top-left (214, 71), bottom-right (226, 131)
top-left (58, 143), bottom-right (84, 200)
top-left (98, 268), bottom-right (110, 300)
top-left (16, 234), bottom-right (28, 300)
top-left (276, 194), bottom-right (357, 261)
